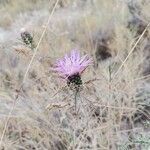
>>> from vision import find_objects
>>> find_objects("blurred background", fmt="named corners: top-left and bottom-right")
top-left (0, 0), bottom-right (150, 149)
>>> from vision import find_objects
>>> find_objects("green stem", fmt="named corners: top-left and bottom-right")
top-left (74, 88), bottom-right (79, 114)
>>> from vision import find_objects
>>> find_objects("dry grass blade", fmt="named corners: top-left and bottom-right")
top-left (0, 1), bottom-right (150, 149)
top-left (134, 74), bottom-right (150, 81)
top-left (0, 0), bottom-right (60, 147)
top-left (113, 22), bottom-right (150, 78)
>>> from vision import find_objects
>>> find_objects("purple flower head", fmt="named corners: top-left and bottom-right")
top-left (53, 50), bottom-right (92, 79)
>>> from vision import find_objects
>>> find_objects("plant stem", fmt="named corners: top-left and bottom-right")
top-left (74, 88), bottom-right (79, 114)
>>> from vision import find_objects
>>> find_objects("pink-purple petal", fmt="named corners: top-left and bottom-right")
top-left (52, 50), bottom-right (92, 78)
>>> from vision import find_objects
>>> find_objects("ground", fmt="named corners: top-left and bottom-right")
top-left (0, 0), bottom-right (150, 149)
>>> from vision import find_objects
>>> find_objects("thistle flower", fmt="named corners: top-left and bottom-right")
top-left (20, 28), bottom-right (34, 48)
top-left (52, 50), bottom-right (92, 89)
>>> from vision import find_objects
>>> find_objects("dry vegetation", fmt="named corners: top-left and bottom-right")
top-left (0, 0), bottom-right (150, 149)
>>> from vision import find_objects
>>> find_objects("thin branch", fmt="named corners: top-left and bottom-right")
top-left (113, 22), bottom-right (150, 78)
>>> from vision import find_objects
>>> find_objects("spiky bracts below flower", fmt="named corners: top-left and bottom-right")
top-left (67, 73), bottom-right (82, 90)
top-left (52, 50), bottom-right (92, 88)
